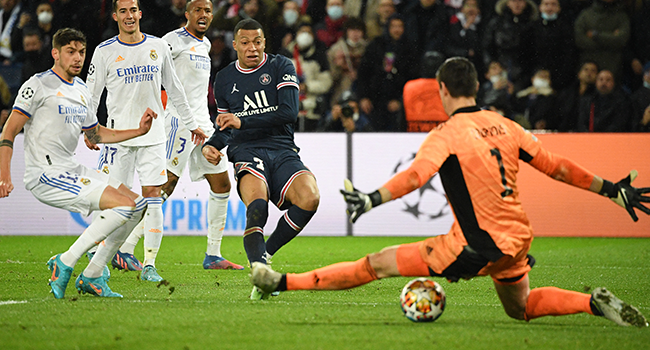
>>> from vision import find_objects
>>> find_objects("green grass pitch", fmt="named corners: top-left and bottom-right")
top-left (1, 235), bottom-right (649, 350)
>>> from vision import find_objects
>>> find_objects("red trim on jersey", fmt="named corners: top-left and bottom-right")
top-left (235, 53), bottom-right (268, 74)
top-left (277, 82), bottom-right (299, 90)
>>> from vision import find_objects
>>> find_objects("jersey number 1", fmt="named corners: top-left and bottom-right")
top-left (490, 148), bottom-right (513, 198)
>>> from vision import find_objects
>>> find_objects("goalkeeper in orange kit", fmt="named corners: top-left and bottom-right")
top-left (251, 57), bottom-right (650, 327)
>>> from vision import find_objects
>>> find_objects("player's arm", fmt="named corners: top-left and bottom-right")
top-left (216, 85), bottom-right (299, 130)
top-left (341, 134), bottom-right (442, 223)
top-left (160, 42), bottom-right (206, 144)
top-left (202, 126), bottom-right (229, 165)
top-left (528, 147), bottom-right (650, 221)
top-left (84, 108), bottom-right (156, 144)
top-left (0, 110), bottom-right (29, 198)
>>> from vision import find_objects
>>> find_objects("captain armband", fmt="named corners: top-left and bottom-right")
top-left (0, 139), bottom-right (13, 149)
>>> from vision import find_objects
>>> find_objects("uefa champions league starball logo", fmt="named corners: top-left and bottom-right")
top-left (392, 153), bottom-right (450, 220)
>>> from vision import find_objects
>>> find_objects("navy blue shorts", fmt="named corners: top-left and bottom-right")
top-left (229, 147), bottom-right (313, 210)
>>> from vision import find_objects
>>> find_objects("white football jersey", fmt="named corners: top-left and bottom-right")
top-left (86, 34), bottom-right (198, 147)
top-left (13, 70), bottom-right (98, 190)
top-left (162, 27), bottom-right (214, 133)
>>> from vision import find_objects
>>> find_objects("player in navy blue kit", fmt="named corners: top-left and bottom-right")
top-left (202, 19), bottom-right (320, 300)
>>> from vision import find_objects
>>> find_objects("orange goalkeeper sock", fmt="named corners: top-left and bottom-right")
top-left (285, 256), bottom-right (378, 291)
top-left (524, 287), bottom-right (593, 321)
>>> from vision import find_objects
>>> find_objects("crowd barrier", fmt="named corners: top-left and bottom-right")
top-left (1, 132), bottom-right (648, 237)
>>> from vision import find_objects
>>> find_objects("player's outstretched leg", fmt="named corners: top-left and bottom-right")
top-left (251, 262), bottom-right (282, 294)
top-left (591, 287), bottom-right (648, 327)
top-left (86, 251), bottom-right (110, 280)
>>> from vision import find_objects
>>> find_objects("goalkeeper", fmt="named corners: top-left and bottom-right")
top-left (251, 57), bottom-right (650, 327)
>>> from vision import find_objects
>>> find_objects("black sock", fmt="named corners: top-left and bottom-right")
top-left (243, 199), bottom-right (269, 264)
top-left (266, 205), bottom-right (316, 256)
top-left (277, 274), bottom-right (288, 291)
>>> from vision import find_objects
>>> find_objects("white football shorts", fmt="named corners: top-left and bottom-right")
top-left (31, 164), bottom-right (121, 216)
top-left (97, 142), bottom-right (167, 188)
top-left (165, 113), bottom-right (228, 182)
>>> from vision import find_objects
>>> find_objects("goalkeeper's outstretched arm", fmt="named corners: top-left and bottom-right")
top-left (529, 147), bottom-right (650, 222)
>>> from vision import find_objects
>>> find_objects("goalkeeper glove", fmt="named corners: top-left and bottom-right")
top-left (599, 170), bottom-right (650, 222)
top-left (339, 179), bottom-right (383, 223)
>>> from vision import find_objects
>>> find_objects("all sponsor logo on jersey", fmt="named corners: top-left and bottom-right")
top-left (59, 104), bottom-right (88, 124)
top-left (150, 49), bottom-right (158, 60)
top-left (234, 90), bottom-right (278, 117)
top-left (259, 73), bottom-right (271, 85)
top-left (189, 54), bottom-right (210, 70)
top-left (117, 64), bottom-right (159, 84)
top-left (282, 74), bottom-right (297, 83)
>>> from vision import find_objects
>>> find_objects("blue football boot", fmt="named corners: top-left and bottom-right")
top-left (46, 254), bottom-right (73, 299)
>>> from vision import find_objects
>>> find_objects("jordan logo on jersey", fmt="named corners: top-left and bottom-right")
top-left (231, 83), bottom-right (239, 94)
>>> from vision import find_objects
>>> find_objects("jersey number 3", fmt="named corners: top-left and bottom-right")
top-left (490, 148), bottom-right (513, 198)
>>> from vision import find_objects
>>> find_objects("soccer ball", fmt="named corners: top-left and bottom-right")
top-left (399, 278), bottom-right (446, 322)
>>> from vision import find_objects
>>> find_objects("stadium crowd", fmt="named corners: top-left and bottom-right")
top-left (0, 0), bottom-right (649, 132)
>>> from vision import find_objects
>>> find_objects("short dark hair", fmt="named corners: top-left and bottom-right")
top-left (343, 17), bottom-right (366, 35)
top-left (186, 0), bottom-right (212, 12)
top-left (436, 57), bottom-right (478, 98)
top-left (112, 0), bottom-right (141, 13)
top-left (52, 28), bottom-right (86, 50)
top-left (234, 18), bottom-right (264, 37)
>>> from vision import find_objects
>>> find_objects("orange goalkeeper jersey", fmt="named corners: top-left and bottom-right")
top-left (384, 106), bottom-right (595, 263)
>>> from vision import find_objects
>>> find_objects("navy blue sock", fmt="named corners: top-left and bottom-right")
top-left (266, 205), bottom-right (316, 256)
top-left (243, 199), bottom-right (268, 264)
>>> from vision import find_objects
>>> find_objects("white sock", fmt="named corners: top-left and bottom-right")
top-left (60, 208), bottom-right (132, 267)
top-left (207, 190), bottom-right (229, 256)
top-left (84, 197), bottom-right (147, 277)
top-left (143, 197), bottom-right (163, 267)
top-left (120, 191), bottom-right (168, 254)
top-left (120, 219), bottom-right (144, 255)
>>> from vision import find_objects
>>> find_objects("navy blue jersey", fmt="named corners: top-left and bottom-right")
top-left (207, 53), bottom-right (300, 152)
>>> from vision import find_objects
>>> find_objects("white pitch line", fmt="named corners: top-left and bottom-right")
top-left (0, 300), bottom-right (28, 306)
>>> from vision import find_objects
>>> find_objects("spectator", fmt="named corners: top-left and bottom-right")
top-left (20, 28), bottom-right (51, 84)
top-left (212, 0), bottom-right (280, 52)
top-left (531, 0), bottom-right (575, 91)
top-left (281, 21), bottom-right (332, 130)
top-left (574, 0), bottom-right (630, 82)
top-left (482, 0), bottom-right (538, 91)
top-left (556, 60), bottom-right (598, 131)
top-left (320, 90), bottom-right (373, 132)
top-left (314, 0), bottom-right (347, 48)
top-left (576, 70), bottom-right (633, 132)
top-left (402, 51), bottom-right (448, 132)
top-left (513, 67), bottom-right (558, 130)
top-left (344, 0), bottom-right (381, 23)
top-left (630, 62), bottom-right (650, 132)
top-left (477, 60), bottom-right (514, 111)
top-left (357, 14), bottom-right (416, 131)
top-left (402, 0), bottom-right (449, 61)
top-left (0, 0), bottom-right (26, 64)
top-left (271, 0), bottom-right (311, 52)
top-left (145, 0), bottom-right (188, 37)
top-left (208, 30), bottom-right (236, 120)
top-left (364, 0), bottom-right (394, 41)
top-left (627, 0), bottom-right (650, 92)
top-left (307, 0), bottom-right (328, 25)
top-left (326, 16), bottom-right (367, 107)
top-left (445, 0), bottom-right (483, 75)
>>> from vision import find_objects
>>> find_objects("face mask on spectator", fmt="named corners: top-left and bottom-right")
top-left (296, 32), bottom-right (314, 49)
top-left (38, 11), bottom-right (53, 24)
top-left (327, 6), bottom-right (343, 20)
top-left (283, 9), bottom-right (299, 26)
top-left (346, 38), bottom-right (365, 48)
top-left (533, 78), bottom-right (550, 89)
top-left (490, 71), bottom-right (508, 85)
top-left (540, 12), bottom-right (558, 21)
